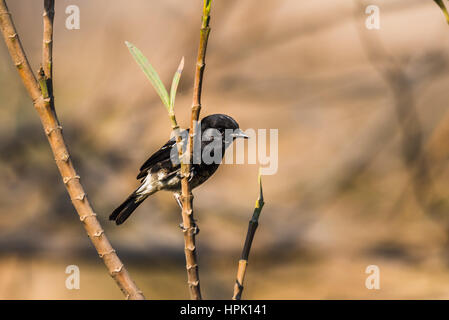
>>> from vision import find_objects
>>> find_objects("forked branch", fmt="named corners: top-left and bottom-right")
top-left (0, 0), bottom-right (144, 300)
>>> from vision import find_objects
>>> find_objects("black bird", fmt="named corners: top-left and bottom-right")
top-left (109, 114), bottom-right (248, 225)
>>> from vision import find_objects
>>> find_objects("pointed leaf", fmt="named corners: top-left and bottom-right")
top-left (434, 0), bottom-right (449, 24)
top-left (257, 167), bottom-right (264, 205)
top-left (252, 168), bottom-right (265, 221)
top-left (204, 0), bottom-right (212, 15)
top-left (125, 41), bottom-right (170, 109)
top-left (170, 57), bottom-right (185, 110)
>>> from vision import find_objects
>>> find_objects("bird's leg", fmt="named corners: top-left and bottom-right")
top-left (174, 192), bottom-right (200, 235)
top-left (173, 192), bottom-right (183, 210)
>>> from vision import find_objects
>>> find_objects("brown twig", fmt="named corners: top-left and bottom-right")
top-left (178, 0), bottom-right (212, 300)
top-left (0, 0), bottom-right (144, 300)
top-left (233, 171), bottom-right (265, 300)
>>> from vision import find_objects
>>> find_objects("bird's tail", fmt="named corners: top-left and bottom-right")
top-left (109, 192), bottom-right (147, 225)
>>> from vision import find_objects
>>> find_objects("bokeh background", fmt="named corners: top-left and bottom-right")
top-left (1, 0), bottom-right (449, 299)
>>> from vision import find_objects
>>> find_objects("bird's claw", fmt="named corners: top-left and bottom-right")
top-left (175, 167), bottom-right (194, 182)
top-left (179, 222), bottom-right (200, 235)
top-left (188, 169), bottom-right (195, 182)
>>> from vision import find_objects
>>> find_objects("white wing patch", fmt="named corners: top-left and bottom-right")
top-left (157, 170), bottom-right (168, 181)
top-left (136, 172), bottom-right (156, 195)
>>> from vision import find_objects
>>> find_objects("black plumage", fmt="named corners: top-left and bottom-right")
top-left (110, 114), bottom-right (248, 225)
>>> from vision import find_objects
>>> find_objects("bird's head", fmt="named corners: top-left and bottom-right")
top-left (200, 114), bottom-right (248, 142)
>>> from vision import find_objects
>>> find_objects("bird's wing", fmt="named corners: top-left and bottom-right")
top-left (136, 130), bottom-right (187, 180)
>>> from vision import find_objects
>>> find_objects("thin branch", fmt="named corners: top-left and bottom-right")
top-left (178, 0), bottom-right (212, 300)
top-left (0, 0), bottom-right (144, 300)
top-left (232, 171), bottom-right (265, 300)
top-left (0, 1), bottom-right (40, 101)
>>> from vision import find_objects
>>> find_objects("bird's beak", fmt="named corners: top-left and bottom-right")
top-left (230, 129), bottom-right (249, 139)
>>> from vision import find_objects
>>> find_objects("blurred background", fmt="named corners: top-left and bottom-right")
top-left (1, 0), bottom-right (449, 299)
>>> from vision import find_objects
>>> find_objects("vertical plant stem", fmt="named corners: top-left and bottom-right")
top-left (233, 173), bottom-right (265, 300)
top-left (0, 0), bottom-right (144, 300)
top-left (43, 0), bottom-right (54, 80)
top-left (179, 0), bottom-right (212, 300)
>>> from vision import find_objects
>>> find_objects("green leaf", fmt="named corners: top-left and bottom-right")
top-left (434, 0), bottom-right (449, 24)
top-left (170, 57), bottom-right (185, 111)
top-left (125, 41), bottom-right (170, 109)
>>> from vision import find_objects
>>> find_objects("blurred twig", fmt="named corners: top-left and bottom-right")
top-left (354, 0), bottom-right (436, 214)
top-left (233, 171), bottom-right (265, 300)
top-left (0, 0), bottom-right (144, 300)
top-left (215, 0), bottom-right (425, 68)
